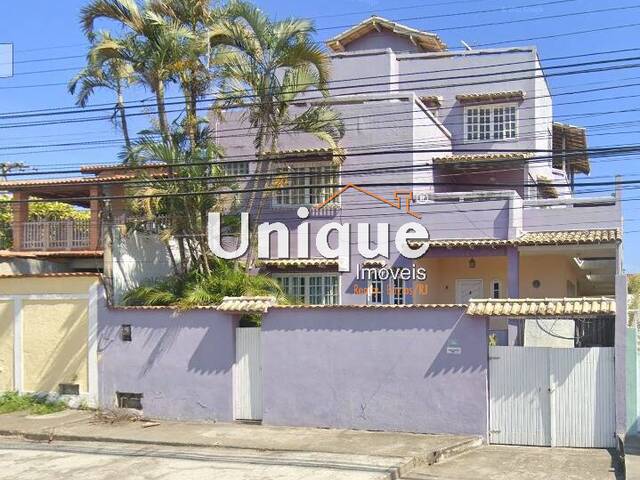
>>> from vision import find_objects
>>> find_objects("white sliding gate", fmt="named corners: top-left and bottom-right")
top-left (233, 328), bottom-right (263, 421)
top-left (489, 346), bottom-right (615, 448)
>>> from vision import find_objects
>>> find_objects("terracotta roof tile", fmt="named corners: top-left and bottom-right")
top-left (409, 229), bottom-right (620, 249)
top-left (217, 296), bottom-right (276, 314)
top-left (466, 297), bottom-right (615, 316)
top-left (259, 259), bottom-right (338, 269)
top-left (326, 16), bottom-right (446, 53)
top-left (0, 272), bottom-right (101, 279)
top-left (456, 91), bottom-right (525, 103)
top-left (432, 152), bottom-right (533, 165)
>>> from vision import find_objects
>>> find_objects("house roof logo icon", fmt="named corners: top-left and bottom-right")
top-left (315, 183), bottom-right (422, 219)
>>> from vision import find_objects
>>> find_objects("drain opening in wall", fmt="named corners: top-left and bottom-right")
top-left (59, 384), bottom-right (80, 395)
top-left (116, 392), bottom-right (143, 410)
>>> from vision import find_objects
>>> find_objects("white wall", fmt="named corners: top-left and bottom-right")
top-left (111, 228), bottom-right (178, 304)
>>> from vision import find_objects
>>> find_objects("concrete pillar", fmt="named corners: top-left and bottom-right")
top-left (616, 273), bottom-right (628, 438)
top-left (507, 247), bottom-right (520, 298)
top-left (11, 191), bottom-right (28, 251)
top-left (89, 186), bottom-right (101, 251)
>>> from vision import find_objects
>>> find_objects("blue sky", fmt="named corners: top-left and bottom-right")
top-left (0, 0), bottom-right (639, 271)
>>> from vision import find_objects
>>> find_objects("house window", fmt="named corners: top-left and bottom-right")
top-left (276, 274), bottom-right (339, 305)
top-left (392, 277), bottom-right (406, 305)
top-left (491, 280), bottom-right (502, 299)
top-left (368, 277), bottom-right (384, 305)
top-left (465, 104), bottom-right (517, 141)
top-left (223, 161), bottom-right (249, 176)
top-left (273, 164), bottom-right (339, 206)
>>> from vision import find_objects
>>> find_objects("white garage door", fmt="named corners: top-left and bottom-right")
top-left (489, 346), bottom-right (615, 448)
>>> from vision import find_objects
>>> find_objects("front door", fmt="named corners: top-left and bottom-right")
top-left (455, 279), bottom-right (483, 304)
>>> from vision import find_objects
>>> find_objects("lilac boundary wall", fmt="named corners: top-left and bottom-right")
top-left (260, 306), bottom-right (489, 438)
top-left (97, 291), bottom-right (239, 421)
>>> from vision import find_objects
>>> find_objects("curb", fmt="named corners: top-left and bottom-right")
top-left (0, 428), bottom-right (482, 477)
top-left (0, 429), bottom-right (420, 480)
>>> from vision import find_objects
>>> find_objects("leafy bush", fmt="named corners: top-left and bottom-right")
top-left (0, 391), bottom-right (67, 415)
top-left (123, 257), bottom-right (291, 309)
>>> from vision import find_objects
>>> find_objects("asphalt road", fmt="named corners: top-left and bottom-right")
top-left (0, 439), bottom-right (404, 480)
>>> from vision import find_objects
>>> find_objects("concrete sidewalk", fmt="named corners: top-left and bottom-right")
top-left (0, 410), bottom-right (481, 473)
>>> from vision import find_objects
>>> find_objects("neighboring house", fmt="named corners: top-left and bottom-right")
top-left (0, 164), bottom-right (174, 302)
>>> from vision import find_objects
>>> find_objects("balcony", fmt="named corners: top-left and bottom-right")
top-left (1, 219), bottom-right (100, 253)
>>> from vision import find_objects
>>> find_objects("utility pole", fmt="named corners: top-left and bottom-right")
top-left (0, 162), bottom-right (27, 182)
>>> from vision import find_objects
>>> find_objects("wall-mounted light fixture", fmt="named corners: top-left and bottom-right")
top-left (468, 258), bottom-right (476, 269)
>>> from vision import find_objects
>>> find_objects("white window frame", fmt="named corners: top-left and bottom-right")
top-left (222, 161), bottom-right (249, 177)
top-left (273, 273), bottom-right (341, 305)
top-left (392, 277), bottom-right (406, 305)
top-left (491, 279), bottom-right (502, 299)
top-left (272, 162), bottom-right (341, 208)
top-left (367, 276), bottom-right (384, 305)
top-left (463, 103), bottom-right (518, 143)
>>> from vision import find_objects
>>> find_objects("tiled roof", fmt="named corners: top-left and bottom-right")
top-left (432, 152), bottom-right (533, 166)
top-left (326, 16), bottom-right (446, 53)
top-left (0, 250), bottom-right (104, 258)
top-left (517, 229), bottom-right (620, 245)
top-left (553, 122), bottom-right (590, 174)
top-left (257, 147), bottom-right (341, 159)
top-left (0, 175), bottom-right (139, 189)
top-left (273, 303), bottom-right (466, 310)
top-left (0, 272), bottom-right (101, 279)
top-left (80, 162), bottom-right (165, 174)
top-left (217, 296), bottom-right (276, 314)
top-left (258, 259), bottom-right (339, 269)
top-left (423, 238), bottom-right (511, 249)
top-left (420, 96), bottom-right (443, 108)
top-left (456, 91), bottom-right (526, 103)
top-left (409, 229), bottom-right (620, 249)
top-left (536, 175), bottom-right (559, 199)
top-left (466, 297), bottom-right (616, 316)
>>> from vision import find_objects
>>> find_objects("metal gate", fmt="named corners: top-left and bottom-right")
top-left (233, 328), bottom-right (262, 421)
top-left (489, 346), bottom-right (615, 448)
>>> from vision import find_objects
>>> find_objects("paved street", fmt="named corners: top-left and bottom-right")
top-left (0, 438), bottom-right (624, 480)
top-left (404, 445), bottom-right (622, 480)
top-left (0, 439), bottom-right (405, 480)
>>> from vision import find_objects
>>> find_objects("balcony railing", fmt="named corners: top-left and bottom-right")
top-left (22, 219), bottom-right (91, 251)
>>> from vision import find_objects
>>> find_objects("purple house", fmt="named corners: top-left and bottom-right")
top-left (96, 17), bottom-right (629, 449)
top-left (201, 17), bottom-right (628, 447)
top-left (214, 16), bottom-right (622, 314)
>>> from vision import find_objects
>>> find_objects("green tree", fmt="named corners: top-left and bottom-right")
top-left (215, 1), bottom-right (345, 267)
top-left (69, 32), bottom-right (136, 150)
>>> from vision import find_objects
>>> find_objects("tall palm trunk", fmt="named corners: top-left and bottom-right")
top-left (116, 87), bottom-right (132, 152)
top-left (154, 80), bottom-right (171, 144)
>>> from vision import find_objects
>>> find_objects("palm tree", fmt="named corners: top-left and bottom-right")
top-left (123, 256), bottom-right (291, 312)
top-left (81, 0), bottom-right (196, 144)
top-left (126, 123), bottom-right (232, 276)
top-left (215, 1), bottom-right (345, 267)
top-left (69, 33), bottom-right (136, 150)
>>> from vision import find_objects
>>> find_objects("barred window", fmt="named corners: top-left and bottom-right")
top-left (273, 164), bottom-right (339, 206)
top-left (465, 104), bottom-right (517, 141)
top-left (276, 274), bottom-right (339, 305)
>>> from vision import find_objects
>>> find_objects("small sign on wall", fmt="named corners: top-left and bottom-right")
top-left (446, 339), bottom-right (462, 355)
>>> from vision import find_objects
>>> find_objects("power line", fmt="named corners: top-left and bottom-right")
top-left (3, 50), bottom-right (640, 120)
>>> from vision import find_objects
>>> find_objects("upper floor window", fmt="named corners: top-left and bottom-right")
top-left (273, 164), bottom-right (339, 207)
top-left (275, 274), bottom-right (339, 305)
top-left (222, 161), bottom-right (249, 176)
top-left (465, 104), bottom-right (517, 142)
